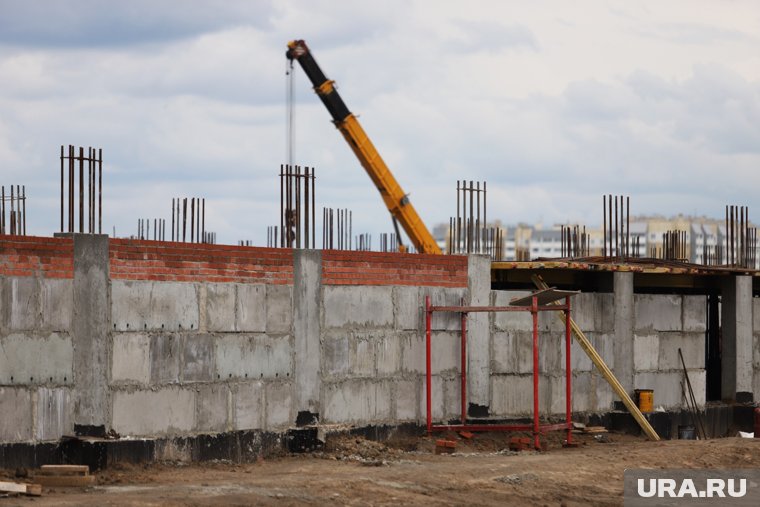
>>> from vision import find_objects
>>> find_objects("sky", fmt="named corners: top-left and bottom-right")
top-left (1, 0), bottom-right (759, 245)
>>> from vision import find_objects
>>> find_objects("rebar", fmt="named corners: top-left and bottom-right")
top-left (59, 145), bottom-right (103, 235)
top-left (280, 164), bottom-right (316, 249)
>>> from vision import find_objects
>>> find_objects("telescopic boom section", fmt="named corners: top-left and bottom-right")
top-left (286, 39), bottom-right (442, 255)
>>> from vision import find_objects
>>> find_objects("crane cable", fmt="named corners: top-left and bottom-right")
top-left (286, 58), bottom-right (295, 168)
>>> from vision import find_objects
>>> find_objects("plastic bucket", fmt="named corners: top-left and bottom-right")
top-left (678, 425), bottom-right (696, 440)
top-left (635, 389), bottom-right (654, 413)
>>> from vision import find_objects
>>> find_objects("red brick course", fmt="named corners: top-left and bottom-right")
top-left (0, 236), bottom-right (74, 278)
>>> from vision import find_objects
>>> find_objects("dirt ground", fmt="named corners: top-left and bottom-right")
top-left (2, 432), bottom-right (760, 506)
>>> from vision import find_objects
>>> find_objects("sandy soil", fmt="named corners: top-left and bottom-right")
top-left (3, 432), bottom-right (760, 506)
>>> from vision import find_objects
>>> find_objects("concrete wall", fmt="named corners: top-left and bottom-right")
top-left (488, 286), bottom-right (707, 418)
top-left (2, 235), bottom-right (756, 446)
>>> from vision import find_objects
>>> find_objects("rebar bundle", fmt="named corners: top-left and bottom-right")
top-left (602, 194), bottom-right (631, 260)
top-left (281, 164), bottom-right (316, 249)
top-left (725, 205), bottom-right (757, 268)
top-left (0, 185), bottom-right (26, 236)
top-left (560, 225), bottom-right (589, 258)
top-left (448, 180), bottom-right (503, 260)
top-left (171, 197), bottom-right (207, 243)
top-left (60, 145), bottom-right (102, 234)
top-left (321, 207), bottom-right (351, 250)
top-left (137, 218), bottom-right (166, 241)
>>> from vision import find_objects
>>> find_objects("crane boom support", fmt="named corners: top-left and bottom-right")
top-left (286, 39), bottom-right (441, 255)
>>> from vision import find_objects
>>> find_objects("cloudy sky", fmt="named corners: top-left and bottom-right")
top-left (1, 1), bottom-right (759, 245)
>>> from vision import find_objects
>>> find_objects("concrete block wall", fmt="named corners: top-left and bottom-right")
top-left (110, 280), bottom-right (295, 437)
top-left (488, 286), bottom-right (707, 418)
top-left (318, 251), bottom-right (469, 425)
top-left (633, 294), bottom-right (706, 409)
top-left (0, 237), bottom-right (75, 443)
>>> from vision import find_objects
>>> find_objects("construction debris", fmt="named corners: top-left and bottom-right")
top-left (32, 465), bottom-right (95, 488)
top-left (435, 439), bottom-right (457, 454)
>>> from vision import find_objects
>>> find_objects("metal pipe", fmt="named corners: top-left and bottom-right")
top-left (60, 146), bottom-right (64, 232)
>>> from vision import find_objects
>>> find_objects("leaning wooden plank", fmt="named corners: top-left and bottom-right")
top-left (531, 275), bottom-right (660, 441)
top-left (39, 465), bottom-right (89, 475)
top-left (34, 475), bottom-right (95, 487)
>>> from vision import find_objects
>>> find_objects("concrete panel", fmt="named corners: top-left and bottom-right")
top-left (36, 387), bottom-right (72, 441)
top-left (266, 284), bottom-right (292, 334)
top-left (420, 376), bottom-right (444, 422)
top-left (112, 388), bottom-right (195, 436)
top-left (658, 332), bottom-right (704, 370)
top-left (492, 291), bottom-right (535, 332)
top-left (182, 334), bottom-right (215, 382)
top-left (111, 333), bottom-right (150, 384)
top-left (323, 286), bottom-right (393, 329)
top-left (634, 294), bottom-right (682, 332)
top-left (112, 280), bottom-right (198, 332)
top-left (394, 379), bottom-right (418, 421)
top-left (350, 334), bottom-right (375, 377)
top-left (150, 334), bottom-right (180, 384)
top-left (3, 277), bottom-right (38, 331)
top-left (633, 371), bottom-right (687, 409)
top-left (196, 384), bottom-right (229, 433)
top-left (570, 339), bottom-right (593, 372)
top-left (322, 335), bottom-right (350, 377)
top-left (443, 377), bottom-right (461, 419)
top-left (722, 276), bottom-right (754, 399)
top-left (538, 332), bottom-right (564, 374)
top-left (237, 283), bottom-right (266, 333)
top-left (234, 382), bottom-right (264, 430)
top-left (0, 333), bottom-right (73, 384)
top-left (394, 286), bottom-right (421, 331)
top-left (206, 283), bottom-right (236, 332)
top-left (591, 373), bottom-right (615, 412)
top-left (323, 380), bottom-right (392, 424)
top-left (633, 335), bottom-right (659, 371)
top-left (40, 278), bottom-right (72, 331)
top-left (431, 332), bottom-right (459, 374)
top-left (294, 250), bottom-right (321, 416)
top-left (426, 287), bottom-right (467, 331)
top-left (682, 296), bottom-right (706, 332)
top-left (490, 375), bottom-right (533, 416)
top-left (571, 372), bottom-right (593, 412)
top-left (588, 333), bottom-right (615, 370)
top-left (216, 335), bottom-right (292, 380)
top-left (754, 298), bottom-right (760, 333)
top-left (544, 375), bottom-right (567, 415)
top-left (376, 334), bottom-right (401, 375)
top-left (0, 388), bottom-right (33, 442)
top-left (754, 333), bottom-right (760, 369)
top-left (399, 332), bottom-right (426, 374)
top-left (570, 292), bottom-right (613, 334)
top-left (265, 382), bottom-right (292, 429)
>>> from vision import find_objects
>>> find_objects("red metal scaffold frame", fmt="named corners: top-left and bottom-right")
top-left (425, 290), bottom-right (576, 450)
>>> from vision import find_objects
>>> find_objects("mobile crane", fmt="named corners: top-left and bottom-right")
top-left (286, 40), bottom-right (442, 255)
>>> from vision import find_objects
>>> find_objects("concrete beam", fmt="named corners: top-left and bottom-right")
top-left (722, 275), bottom-right (753, 401)
top-left (466, 254), bottom-right (490, 415)
top-left (72, 234), bottom-right (110, 430)
top-left (613, 272), bottom-right (634, 392)
top-left (293, 250), bottom-right (321, 422)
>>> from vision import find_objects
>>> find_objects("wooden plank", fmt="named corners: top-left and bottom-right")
top-left (25, 484), bottom-right (42, 496)
top-left (531, 274), bottom-right (660, 442)
top-left (39, 464), bottom-right (89, 475)
top-left (33, 475), bottom-right (95, 488)
top-left (0, 481), bottom-right (28, 493)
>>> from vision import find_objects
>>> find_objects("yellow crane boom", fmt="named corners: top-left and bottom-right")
top-left (286, 40), bottom-right (442, 255)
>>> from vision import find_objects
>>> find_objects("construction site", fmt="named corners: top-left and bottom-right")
top-left (2, 29), bottom-right (760, 506)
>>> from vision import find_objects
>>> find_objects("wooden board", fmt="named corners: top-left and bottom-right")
top-left (0, 481), bottom-right (42, 496)
top-left (33, 475), bottom-right (95, 488)
top-left (39, 465), bottom-right (89, 475)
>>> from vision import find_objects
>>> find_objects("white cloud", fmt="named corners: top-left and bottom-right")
top-left (1, 0), bottom-right (759, 244)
